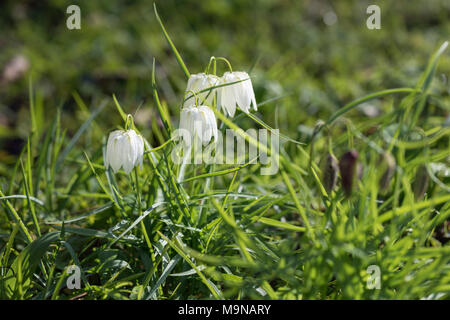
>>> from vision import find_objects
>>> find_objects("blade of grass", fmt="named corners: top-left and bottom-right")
top-left (157, 231), bottom-right (223, 299)
top-left (153, 4), bottom-right (190, 79)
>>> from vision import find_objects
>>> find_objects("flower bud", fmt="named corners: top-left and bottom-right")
top-left (434, 221), bottom-right (449, 244)
top-left (413, 164), bottom-right (429, 200)
top-left (105, 129), bottom-right (144, 174)
top-left (321, 153), bottom-right (338, 193)
top-left (313, 120), bottom-right (326, 135)
top-left (339, 150), bottom-right (359, 197)
top-left (378, 152), bottom-right (396, 194)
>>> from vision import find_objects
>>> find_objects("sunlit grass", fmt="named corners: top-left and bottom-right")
top-left (0, 4), bottom-right (449, 300)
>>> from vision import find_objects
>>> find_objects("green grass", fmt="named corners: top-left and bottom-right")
top-left (1, 1), bottom-right (449, 300)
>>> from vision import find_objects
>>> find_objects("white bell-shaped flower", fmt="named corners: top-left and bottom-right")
top-left (217, 71), bottom-right (257, 117)
top-left (179, 105), bottom-right (218, 147)
top-left (183, 73), bottom-right (219, 107)
top-left (105, 129), bottom-right (144, 174)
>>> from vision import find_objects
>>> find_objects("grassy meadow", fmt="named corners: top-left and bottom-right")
top-left (0, 0), bottom-right (449, 300)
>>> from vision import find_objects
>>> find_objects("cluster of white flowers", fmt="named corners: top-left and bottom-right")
top-left (103, 61), bottom-right (257, 174)
top-left (179, 69), bottom-right (257, 146)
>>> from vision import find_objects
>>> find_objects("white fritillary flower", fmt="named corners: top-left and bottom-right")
top-left (105, 129), bottom-right (144, 174)
top-left (217, 71), bottom-right (257, 117)
top-left (179, 105), bottom-right (218, 147)
top-left (183, 73), bottom-right (219, 107)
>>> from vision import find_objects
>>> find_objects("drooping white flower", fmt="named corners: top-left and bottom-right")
top-left (217, 71), bottom-right (257, 117)
top-left (183, 73), bottom-right (219, 107)
top-left (105, 129), bottom-right (144, 174)
top-left (178, 105), bottom-right (218, 147)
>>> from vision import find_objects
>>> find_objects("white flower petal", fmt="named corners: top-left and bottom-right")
top-left (104, 129), bottom-right (144, 174)
top-left (178, 105), bottom-right (217, 147)
top-left (184, 73), bottom-right (219, 107)
top-left (217, 71), bottom-right (256, 116)
top-left (136, 134), bottom-right (144, 168)
top-left (110, 135), bottom-right (123, 173)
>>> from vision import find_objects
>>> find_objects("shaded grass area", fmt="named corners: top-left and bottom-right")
top-left (0, 1), bottom-right (449, 299)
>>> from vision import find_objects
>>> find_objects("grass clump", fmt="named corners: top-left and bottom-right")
top-left (0, 3), bottom-right (449, 300)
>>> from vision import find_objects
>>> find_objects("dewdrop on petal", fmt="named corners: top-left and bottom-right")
top-left (217, 71), bottom-right (257, 117)
top-left (105, 129), bottom-right (144, 174)
top-left (179, 105), bottom-right (218, 147)
top-left (183, 73), bottom-right (219, 107)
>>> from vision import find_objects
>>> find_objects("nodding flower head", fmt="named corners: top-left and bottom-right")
top-left (105, 129), bottom-right (144, 174)
top-left (178, 105), bottom-right (218, 147)
top-left (217, 71), bottom-right (257, 117)
top-left (183, 73), bottom-right (219, 107)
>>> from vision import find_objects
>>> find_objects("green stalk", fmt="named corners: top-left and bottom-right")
top-left (153, 4), bottom-right (190, 79)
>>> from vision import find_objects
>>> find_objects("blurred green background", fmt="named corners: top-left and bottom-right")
top-left (0, 0), bottom-right (449, 173)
